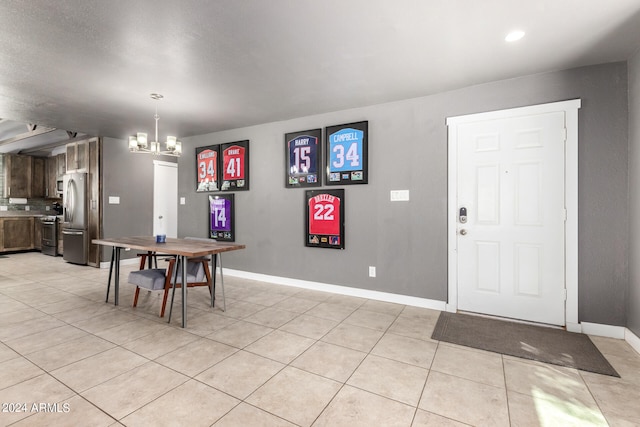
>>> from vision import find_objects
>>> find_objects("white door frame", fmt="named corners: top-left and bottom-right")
top-left (446, 99), bottom-right (581, 331)
top-left (153, 160), bottom-right (178, 238)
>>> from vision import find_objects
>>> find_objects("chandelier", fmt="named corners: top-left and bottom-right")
top-left (128, 93), bottom-right (182, 157)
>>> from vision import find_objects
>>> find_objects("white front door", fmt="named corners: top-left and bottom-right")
top-left (153, 160), bottom-right (178, 238)
top-left (450, 108), bottom-right (570, 325)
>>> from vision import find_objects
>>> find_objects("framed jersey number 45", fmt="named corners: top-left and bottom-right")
top-left (325, 121), bottom-right (368, 185)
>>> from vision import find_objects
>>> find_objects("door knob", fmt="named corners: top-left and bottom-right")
top-left (459, 229), bottom-right (467, 235)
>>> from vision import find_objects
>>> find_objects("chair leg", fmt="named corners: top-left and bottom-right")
top-left (203, 260), bottom-right (213, 296)
top-left (160, 257), bottom-right (177, 318)
top-left (133, 286), bottom-right (141, 307)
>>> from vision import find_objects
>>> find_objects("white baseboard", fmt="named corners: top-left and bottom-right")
top-left (625, 328), bottom-right (640, 355)
top-left (99, 257), bottom-right (139, 269)
top-left (223, 268), bottom-right (447, 311)
top-left (580, 322), bottom-right (626, 339)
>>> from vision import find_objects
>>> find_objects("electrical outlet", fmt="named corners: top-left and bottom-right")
top-left (369, 266), bottom-right (376, 277)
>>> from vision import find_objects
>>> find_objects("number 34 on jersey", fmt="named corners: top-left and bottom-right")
top-left (326, 121), bottom-right (368, 185)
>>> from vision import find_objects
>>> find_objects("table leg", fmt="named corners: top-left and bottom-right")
top-left (105, 246), bottom-right (115, 303)
top-left (114, 247), bottom-right (121, 306)
top-left (219, 254), bottom-right (226, 312)
top-left (210, 255), bottom-right (217, 308)
top-left (167, 257), bottom-right (181, 324)
top-left (181, 255), bottom-right (187, 328)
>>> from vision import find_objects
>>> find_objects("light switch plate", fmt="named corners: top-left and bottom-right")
top-left (180, 197), bottom-right (186, 205)
top-left (390, 190), bottom-right (410, 201)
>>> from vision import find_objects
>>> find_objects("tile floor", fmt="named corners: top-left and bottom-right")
top-left (0, 252), bottom-right (639, 426)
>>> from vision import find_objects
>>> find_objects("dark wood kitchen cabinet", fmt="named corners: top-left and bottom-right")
top-left (0, 217), bottom-right (34, 251)
top-left (46, 156), bottom-right (58, 198)
top-left (33, 217), bottom-right (42, 250)
top-left (45, 154), bottom-right (65, 198)
top-left (31, 157), bottom-right (46, 198)
top-left (3, 154), bottom-right (32, 198)
top-left (66, 141), bottom-right (88, 173)
top-left (56, 153), bottom-right (66, 176)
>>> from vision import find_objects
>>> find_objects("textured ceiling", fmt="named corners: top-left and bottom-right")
top-left (1, 0), bottom-right (640, 153)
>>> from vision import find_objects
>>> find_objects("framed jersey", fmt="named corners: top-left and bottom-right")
top-left (209, 194), bottom-right (235, 241)
top-left (221, 140), bottom-right (250, 191)
top-left (305, 189), bottom-right (345, 249)
top-left (325, 121), bottom-right (368, 185)
top-left (196, 145), bottom-right (220, 192)
top-left (285, 128), bottom-right (322, 188)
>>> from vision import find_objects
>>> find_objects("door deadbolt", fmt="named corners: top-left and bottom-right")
top-left (459, 207), bottom-right (467, 224)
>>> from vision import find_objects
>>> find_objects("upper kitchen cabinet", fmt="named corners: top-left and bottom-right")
top-left (31, 157), bottom-right (46, 198)
top-left (56, 153), bottom-right (66, 176)
top-left (45, 155), bottom-right (65, 198)
top-left (3, 154), bottom-right (32, 198)
top-left (66, 141), bottom-right (88, 172)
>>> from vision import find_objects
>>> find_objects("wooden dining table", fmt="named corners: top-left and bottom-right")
top-left (92, 236), bottom-right (246, 328)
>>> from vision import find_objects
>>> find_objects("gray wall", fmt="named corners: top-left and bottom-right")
top-left (628, 50), bottom-right (640, 336)
top-left (101, 137), bottom-right (177, 260)
top-left (101, 62), bottom-right (630, 326)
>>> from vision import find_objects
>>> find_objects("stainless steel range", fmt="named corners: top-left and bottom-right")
top-left (41, 216), bottom-right (58, 256)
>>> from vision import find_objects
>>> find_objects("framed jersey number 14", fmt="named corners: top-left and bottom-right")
top-left (209, 194), bottom-right (235, 241)
top-left (305, 189), bottom-right (345, 249)
top-left (325, 121), bottom-right (368, 185)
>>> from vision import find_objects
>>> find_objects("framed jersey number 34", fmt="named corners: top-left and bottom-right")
top-left (305, 189), bottom-right (345, 249)
top-left (325, 121), bottom-right (368, 185)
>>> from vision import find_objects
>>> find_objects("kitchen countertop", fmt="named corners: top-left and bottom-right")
top-left (0, 211), bottom-right (49, 218)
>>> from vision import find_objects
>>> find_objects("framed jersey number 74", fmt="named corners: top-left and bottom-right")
top-left (325, 121), bottom-right (368, 185)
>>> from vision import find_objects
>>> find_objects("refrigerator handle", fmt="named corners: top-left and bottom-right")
top-left (65, 179), bottom-right (75, 223)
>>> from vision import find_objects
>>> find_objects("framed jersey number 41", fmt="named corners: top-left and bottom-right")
top-left (305, 189), bottom-right (345, 249)
top-left (325, 121), bottom-right (368, 185)
top-left (221, 140), bottom-right (250, 191)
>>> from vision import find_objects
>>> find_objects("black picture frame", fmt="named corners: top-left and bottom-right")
top-left (285, 128), bottom-right (322, 188)
top-left (325, 120), bottom-right (368, 185)
top-left (221, 140), bottom-right (250, 191)
top-left (209, 193), bottom-right (235, 241)
top-left (196, 145), bottom-right (220, 192)
top-left (305, 189), bottom-right (345, 249)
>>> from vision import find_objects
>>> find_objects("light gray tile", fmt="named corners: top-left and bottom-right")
top-left (245, 330), bottom-right (315, 364)
top-left (321, 323), bottom-right (384, 352)
top-left (291, 341), bottom-right (366, 382)
top-left (195, 350), bottom-right (284, 399)
top-left (246, 367), bottom-right (341, 427)
top-left (314, 385), bottom-right (415, 427)
top-left (347, 354), bottom-right (428, 406)
top-left (420, 371), bottom-right (509, 427)
top-left (121, 380), bottom-right (239, 427)
top-left (371, 332), bottom-right (437, 369)
top-left (81, 362), bottom-right (188, 420)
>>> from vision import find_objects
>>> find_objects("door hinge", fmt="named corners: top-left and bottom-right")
top-left (562, 128), bottom-right (567, 142)
top-left (564, 289), bottom-right (567, 301)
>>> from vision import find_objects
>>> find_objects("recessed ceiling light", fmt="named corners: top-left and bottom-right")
top-left (505, 30), bottom-right (525, 42)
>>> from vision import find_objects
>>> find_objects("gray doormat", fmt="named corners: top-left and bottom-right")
top-left (432, 312), bottom-right (619, 377)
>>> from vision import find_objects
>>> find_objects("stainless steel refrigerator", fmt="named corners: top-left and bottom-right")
top-left (62, 172), bottom-right (88, 265)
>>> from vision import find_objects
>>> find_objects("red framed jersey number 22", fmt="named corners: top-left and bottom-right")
top-left (306, 189), bottom-right (344, 249)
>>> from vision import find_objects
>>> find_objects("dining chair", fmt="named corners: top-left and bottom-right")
top-left (128, 256), bottom-right (212, 317)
